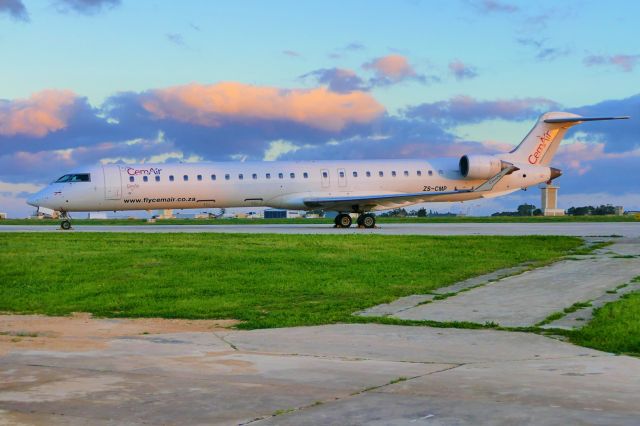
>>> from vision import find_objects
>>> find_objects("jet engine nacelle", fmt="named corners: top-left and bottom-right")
top-left (459, 155), bottom-right (503, 179)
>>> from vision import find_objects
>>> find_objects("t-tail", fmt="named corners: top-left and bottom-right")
top-left (501, 112), bottom-right (629, 166)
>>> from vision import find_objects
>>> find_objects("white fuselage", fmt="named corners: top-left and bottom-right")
top-left (28, 157), bottom-right (551, 213)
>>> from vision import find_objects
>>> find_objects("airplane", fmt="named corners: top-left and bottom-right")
top-left (27, 112), bottom-right (628, 230)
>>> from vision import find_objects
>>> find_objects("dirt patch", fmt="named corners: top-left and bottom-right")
top-left (0, 313), bottom-right (238, 355)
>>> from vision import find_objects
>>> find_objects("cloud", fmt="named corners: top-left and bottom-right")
top-left (363, 54), bottom-right (418, 83)
top-left (0, 0), bottom-right (29, 21)
top-left (405, 95), bottom-right (559, 126)
top-left (0, 90), bottom-right (80, 137)
top-left (282, 50), bottom-right (301, 57)
top-left (584, 54), bottom-right (640, 72)
top-left (448, 60), bottom-right (478, 80)
top-left (55, 0), bottom-right (121, 15)
top-left (139, 82), bottom-right (385, 132)
top-left (516, 38), bottom-right (570, 61)
top-left (468, 0), bottom-right (518, 14)
top-left (300, 68), bottom-right (367, 93)
top-left (166, 33), bottom-right (186, 47)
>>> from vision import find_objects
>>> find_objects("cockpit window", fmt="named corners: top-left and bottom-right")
top-left (55, 173), bottom-right (91, 183)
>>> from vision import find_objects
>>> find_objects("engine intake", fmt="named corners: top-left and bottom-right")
top-left (459, 155), bottom-right (502, 179)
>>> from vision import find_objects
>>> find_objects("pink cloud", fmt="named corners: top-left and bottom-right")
top-left (140, 82), bottom-right (384, 132)
top-left (448, 60), bottom-right (478, 80)
top-left (363, 54), bottom-right (416, 81)
top-left (584, 54), bottom-right (640, 72)
top-left (0, 90), bottom-right (77, 137)
top-left (555, 141), bottom-right (640, 175)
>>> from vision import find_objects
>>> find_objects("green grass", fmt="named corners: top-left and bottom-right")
top-left (1, 214), bottom-right (637, 226)
top-left (570, 291), bottom-right (640, 356)
top-left (0, 233), bottom-right (580, 329)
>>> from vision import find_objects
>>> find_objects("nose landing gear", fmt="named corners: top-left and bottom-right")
top-left (59, 212), bottom-right (72, 230)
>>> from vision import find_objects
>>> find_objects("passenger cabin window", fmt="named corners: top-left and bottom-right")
top-left (352, 171), bottom-right (358, 177)
top-left (290, 172), bottom-right (295, 179)
top-left (225, 174), bottom-right (230, 180)
top-left (391, 171), bottom-right (397, 177)
top-left (239, 174), bottom-right (244, 180)
top-left (143, 176), bottom-right (148, 182)
top-left (278, 173), bottom-right (284, 179)
top-left (252, 173), bottom-right (258, 180)
top-left (339, 171), bottom-right (345, 178)
top-left (428, 170), bottom-right (433, 176)
top-left (379, 171), bottom-right (384, 177)
top-left (211, 174), bottom-right (216, 180)
top-left (403, 171), bottom-right (409, 177)
top-left (129, 176), bottom-right (134, 183)
top-left (155, 175), bottom-right (160, 182)
top-left (366, 171), bottom-right (371, 177)
top-left (322, 171), bottom-right (328, 178)
top-left (197, 175), bottom-right (202, 181)
top-left (183, 175), bottom-right (188, 181)
top-left (169, 175), bottom-right (175, 182)
top-left (56, 173), bottom-right (91, 183)
top-left (266, 173), bottom-right (271, 179)
top-left (417, 170), bottom-right (422, 176)
top-left (303, 172), bottom-right (309, 179)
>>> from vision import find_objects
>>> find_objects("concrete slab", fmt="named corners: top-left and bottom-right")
top-left (3, 322), bottom-right (630, 425)
top-left (393, 254), bottom-right (640, 327)
top-left (223, 324), bottom-right (601, 364)
top-left (1, 222), bottom-right (639, 237)
top-left (262, 356), bottom-right (640, 425)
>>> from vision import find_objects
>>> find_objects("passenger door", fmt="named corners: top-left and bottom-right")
top-left (103, 165), bottom-right (122, 200)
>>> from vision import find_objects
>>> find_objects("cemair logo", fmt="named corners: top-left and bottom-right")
top-left (126, 167), bottom-right (162, 175)
top-left (528, 130), bottom-right (553, 164)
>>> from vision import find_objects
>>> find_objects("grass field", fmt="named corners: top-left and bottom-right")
top-left (0, 233), bottom-right (581, 329)
top-left (1, 214), bottom-right (637, 226)
top-left (569, 287), bottom-right (640, 356)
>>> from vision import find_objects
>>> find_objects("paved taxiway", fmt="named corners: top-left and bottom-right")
top-left (1, 222), bottom-right (639, 236)
top-left (2, 321), bottom-right (639, 425)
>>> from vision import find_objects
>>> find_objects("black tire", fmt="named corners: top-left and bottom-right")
top-left (356, 215), bottom-right (364, 226)
top-left (337, 213), bottom-right (352, 228)
top-left (362, 214), bottom-right (376, 228)
top-left (60, 220), bottom-right (71, 230)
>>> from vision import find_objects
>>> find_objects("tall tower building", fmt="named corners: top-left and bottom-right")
top-left (541, 185), bottom-right (564, 216)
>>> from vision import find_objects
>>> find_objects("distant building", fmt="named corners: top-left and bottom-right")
top-left (615, 206), bottom-right (624, 216)
top-left (88, 212), bottom-right (108, 219)
top-left (541, 184), bottom-right (564, 216)
top-left (264, 209), bottom-right (287, 219)
top-left (0, 212), bottom-right (6, 220)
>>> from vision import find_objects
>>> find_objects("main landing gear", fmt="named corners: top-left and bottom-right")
top-left (334, 213), bottom-right (376, 229)
top-left (60, 212), bottom-right (72, 230)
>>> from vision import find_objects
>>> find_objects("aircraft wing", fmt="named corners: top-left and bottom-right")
top-left (303, 164), bottom-right (519, 211)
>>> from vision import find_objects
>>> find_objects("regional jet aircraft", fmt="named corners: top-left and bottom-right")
top-left (27, 112), bottom-right (628, 229)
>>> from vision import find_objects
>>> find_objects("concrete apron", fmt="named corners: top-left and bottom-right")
top-left (1, 324), bottom-right (640, 425)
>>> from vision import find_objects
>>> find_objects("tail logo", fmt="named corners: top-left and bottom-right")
top-left (528, 130), bottom-right (553, 164)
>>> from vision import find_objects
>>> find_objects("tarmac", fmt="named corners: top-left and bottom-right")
top-left (1, 222), bottom-right (639, 236)
top-left (2, 323), bottom-right (639, 425)
top-left (1, 222), bottom-right (639, 424)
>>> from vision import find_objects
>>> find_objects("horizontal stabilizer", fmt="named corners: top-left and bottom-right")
top-left (544, 116), bottom-right (630, 124)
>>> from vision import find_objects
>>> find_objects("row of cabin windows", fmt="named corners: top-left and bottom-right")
top-left (129, 169), bottom-right (443, 183)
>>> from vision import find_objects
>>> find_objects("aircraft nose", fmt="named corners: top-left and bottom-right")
top-left (26, 194), bottom-right (39, 207)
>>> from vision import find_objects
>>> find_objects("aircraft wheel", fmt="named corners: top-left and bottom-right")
top-left (361, 213), bottom-right (376, 228)
top-left (60, 220), bottom-right (72, 230)
top-left (336, 213), bottom-right (352, 228)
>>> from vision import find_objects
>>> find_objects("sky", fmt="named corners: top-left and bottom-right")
top-left (1, 0), bottom-right (639, 217)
